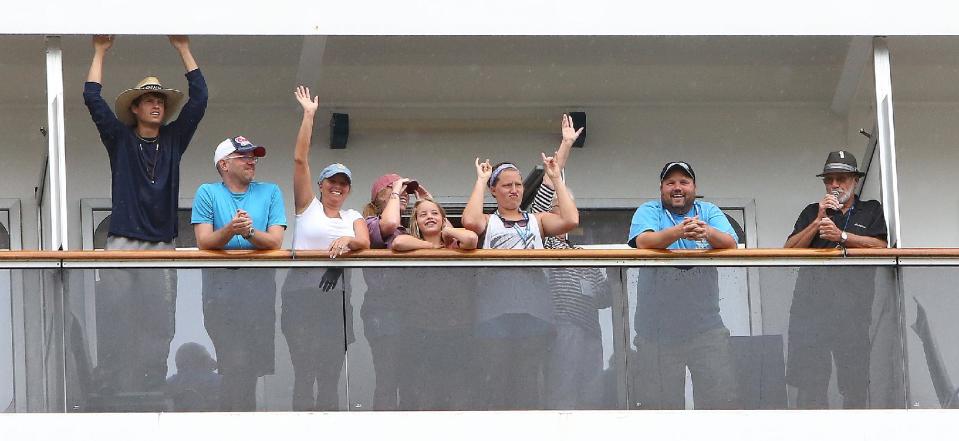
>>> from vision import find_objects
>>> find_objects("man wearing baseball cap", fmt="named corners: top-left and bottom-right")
top-left (626, 161), bottom-right (740, 409)
top-left (784, 150), bottom-right (887, 409)
top-left (192, 136), bottom-right (286, 411)
top-left (83, 35), bottom-right (207, 398)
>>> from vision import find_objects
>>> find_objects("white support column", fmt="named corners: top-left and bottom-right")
top-left (44, 36), bottom-right (68, 250)
top-left (872, 37), bottom-right (902, 248)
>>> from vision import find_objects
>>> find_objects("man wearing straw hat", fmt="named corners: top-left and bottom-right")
top-left (83, 35), bottom-right (208, 398)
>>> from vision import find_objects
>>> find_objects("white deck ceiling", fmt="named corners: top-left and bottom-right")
top-left (2, 35), bottom-right (959, 108)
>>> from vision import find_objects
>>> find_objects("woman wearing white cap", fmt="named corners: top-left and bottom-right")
top-left (280, 86), bottom-right (370, 411)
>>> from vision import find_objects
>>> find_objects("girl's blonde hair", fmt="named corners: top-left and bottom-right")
top-left (363, 187), bottom-right (391, 218)
top-left (408, 198), bottom-right (448, 240)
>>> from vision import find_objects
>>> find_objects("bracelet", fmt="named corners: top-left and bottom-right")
top-left (389, 192), bottom-right (400, 199)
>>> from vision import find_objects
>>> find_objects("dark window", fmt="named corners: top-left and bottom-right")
top-left (0, 222), bottom-right (9, 250)
top-left (92, 208), bottom-right (196, 249)
top-left (570, 207), bottom-right (747, 247)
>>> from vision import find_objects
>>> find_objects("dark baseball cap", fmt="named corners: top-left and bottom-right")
top-left (659, 161), bottom-right (696, 182)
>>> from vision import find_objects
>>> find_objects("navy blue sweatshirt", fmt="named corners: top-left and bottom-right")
top-left (83, 69), bottom-right (208, 243)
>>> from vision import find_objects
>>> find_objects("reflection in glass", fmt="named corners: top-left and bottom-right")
top-left (474, 267), bottom-right (554, 410)
top-left (903, 267), bottom-right (959, 409)
top-left (1, 270), bottom-right (12, 411)
top-left (630, 267), bottom-right (739, 409)
top-left (92, 267), bottom-right (176, 410)
top-left (350, 266), bottom-right (623, 411)
top-left (281, 268), bottom-right (350, 411)
top-left (361, 266), bottom-right (406, 410)
top-left (399, 268), bottom-right (475, 410)
top-left (201, 268), bottom-right (276, 411)
top-left (165, 342), bottom-right (220, 411)
top-left (786, 267), bottom-right (876, 408)
top-left (544, 266), bottom-right (612, 409)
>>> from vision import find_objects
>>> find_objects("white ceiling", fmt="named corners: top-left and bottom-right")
top-left (3, 35), bottom-right (959, 107)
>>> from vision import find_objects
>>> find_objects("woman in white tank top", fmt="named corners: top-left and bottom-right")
top-left (460, 144), bottom-right (579, 409)
top-left (281, 86), bottom-right (371, 411)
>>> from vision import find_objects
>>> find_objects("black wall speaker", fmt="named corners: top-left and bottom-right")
top-left (330, 113), bottom-right (349, 149)
top-left (569, 111), bottom-right (587, 148)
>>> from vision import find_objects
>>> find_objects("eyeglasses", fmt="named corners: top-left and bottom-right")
top-left (225, 155), bottom-right (258, 164)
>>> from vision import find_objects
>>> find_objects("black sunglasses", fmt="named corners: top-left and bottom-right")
top-left (497, 212), bottom-right (529, 228)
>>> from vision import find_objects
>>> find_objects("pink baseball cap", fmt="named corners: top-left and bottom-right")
top-left (371, 173), bottom-right (402, 201)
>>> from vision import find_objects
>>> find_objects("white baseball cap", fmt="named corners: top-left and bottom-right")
top-left (213, 136), bottom-right (266, 168)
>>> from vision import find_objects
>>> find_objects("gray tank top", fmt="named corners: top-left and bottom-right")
top-left (477, 212), bottom-right (553, 325)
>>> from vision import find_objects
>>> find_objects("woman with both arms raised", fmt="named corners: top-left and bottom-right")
top-left (460, 144), bottom-right (579, 409)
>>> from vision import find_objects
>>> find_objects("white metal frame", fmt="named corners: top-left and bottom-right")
top-left (44, 37), bottom-right (67, 251)
top-left (872, 37), bottom-right (903, 248)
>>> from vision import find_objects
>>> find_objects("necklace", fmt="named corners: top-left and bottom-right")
top-left (137, 134), bottom-right (160, 184)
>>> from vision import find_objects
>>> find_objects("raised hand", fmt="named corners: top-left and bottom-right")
top-left (168, 35), bottom-right (190, 50)
top-left (561, 113), bottom-right (584, 145)
top-left (542, 152), bottom-right (561, 179)
top-left (294, 85), bottom-right (319, 114)
top-left (391, 177), bottom-right (411, 195)
top-left (92, 35), bottom-right (114, 53)
top-left (475, 158), bottom-right (492, 182)
top-left (414, 182), bottom-right (433, 200)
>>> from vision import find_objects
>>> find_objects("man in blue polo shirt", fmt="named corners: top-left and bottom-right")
top-left (627, 161), bottom-right (740, 409)
top-left (84, 35), bottom-right (207, 396)
top-left (192, 136), bottom-right (286, 411)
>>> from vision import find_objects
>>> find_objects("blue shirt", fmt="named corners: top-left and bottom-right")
top-left (83, 69), bottom-right (208, 242)
top-left (191, 181), bottom-right (287, 250)
top-left (627, 200), bottom-right (738, 249)
top-left (626, 199), bottom-right (738, 342)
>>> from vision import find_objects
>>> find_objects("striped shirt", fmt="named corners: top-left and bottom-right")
top-left (530, 185), bottom-right (611, 334)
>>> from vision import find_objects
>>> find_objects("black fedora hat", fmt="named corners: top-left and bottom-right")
top-left (816, 150), bottom-right (865, 177)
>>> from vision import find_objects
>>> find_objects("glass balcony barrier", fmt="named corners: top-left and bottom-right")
top-left (1, 249), bottom-right (955, 412)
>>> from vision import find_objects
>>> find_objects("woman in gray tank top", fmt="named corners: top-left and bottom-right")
top-left (461, 146), bottom-right (579, 409)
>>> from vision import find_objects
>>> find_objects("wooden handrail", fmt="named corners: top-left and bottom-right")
top-left (1, 248), bottom-right (959, 261)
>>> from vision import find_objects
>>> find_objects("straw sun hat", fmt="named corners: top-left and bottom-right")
top-left (113, 76), bottom-right (184, 126)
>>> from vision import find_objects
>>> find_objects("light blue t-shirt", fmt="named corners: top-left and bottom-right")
top-left (627, 200), bottom-right (738, 249)
top-left (626, 199), bottom-right (739, 342)
top-left (191, 181), bottom-right (287, 250)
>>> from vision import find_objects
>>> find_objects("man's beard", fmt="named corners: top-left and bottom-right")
top-left (663, 194), bottom-right (694, 214)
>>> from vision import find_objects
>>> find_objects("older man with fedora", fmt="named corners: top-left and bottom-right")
top-left (784, 150), bottom-right (888, 409)
top-left (83, 35), bottom-right (208, 399)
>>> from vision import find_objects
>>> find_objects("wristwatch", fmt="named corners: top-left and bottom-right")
top-left (840, 231), bottom-right (848, 244)
top-left (242, 227), bottom-right (255, 239)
